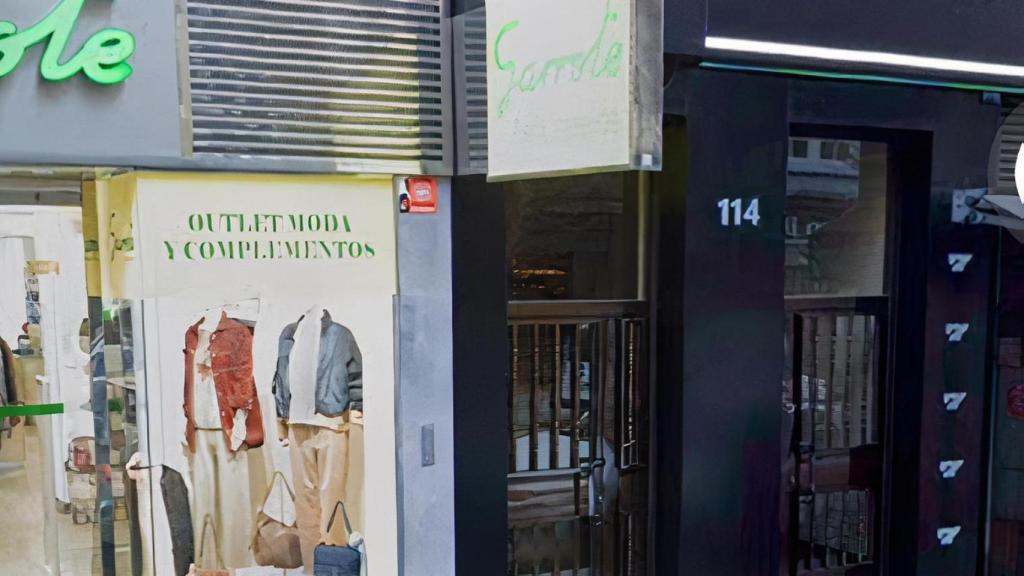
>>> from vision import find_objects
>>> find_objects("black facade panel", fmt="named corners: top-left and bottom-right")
top-left (452, 175), bottom-right (509, 576)
top-left (791, 80), bottom-right (1001, 573)
top-left (664, 0), bottom-right (1024, 88)
top-left (661, 70), bottom-right (1001, 574)
top-left (664, 0), bottom-right (707, 56)
top-left (656, 68), bottom-right (789, 576)
top-left (705, 0), bottom-right (1022, 67)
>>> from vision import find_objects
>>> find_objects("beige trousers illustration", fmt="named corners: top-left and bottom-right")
top-left (346, 413), bottom-right (365, 535)
top-left (289, 418), bottom-right (364, 574)
top-left (191, 429), bottom-right (253, 569)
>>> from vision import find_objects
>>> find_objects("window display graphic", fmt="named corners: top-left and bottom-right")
top-left (274, 306), bottom-right (365, 572)
top-left (105, 173), bottom-right (397, 576)
top-left (185, 302), bottom-right (264, 570)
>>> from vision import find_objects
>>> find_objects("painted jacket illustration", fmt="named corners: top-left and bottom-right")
top-left (183, 312), bottom-right (264, 453)
top-left (273, 309), bottom-right (363, 420)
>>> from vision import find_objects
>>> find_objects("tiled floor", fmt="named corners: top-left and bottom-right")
top-left (1, 426), bottom-right (306, 575)
top-left (0, 426), bottom-right (131, 576)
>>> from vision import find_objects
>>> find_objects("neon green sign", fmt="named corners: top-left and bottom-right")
top-left (0, 0), bottom-right (135, 85)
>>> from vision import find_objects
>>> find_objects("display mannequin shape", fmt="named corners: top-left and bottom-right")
top-left (273, 305), bottom-right (364, 574)
top-left (184, 301), bottom-right (263, 569)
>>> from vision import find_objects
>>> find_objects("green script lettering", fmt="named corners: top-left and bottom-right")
top-left (0, 0), bottom-right (135, 85)
top-left (493, 0), bottom-right (624, 117)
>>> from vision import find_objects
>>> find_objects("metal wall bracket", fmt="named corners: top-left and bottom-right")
top-left (952, 189), bottom-right (988, 224)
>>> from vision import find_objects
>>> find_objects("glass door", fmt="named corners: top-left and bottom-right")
top-left (784, 304), bottom-right (887, 575)
top-left (0, 187), bottom-right (134, 575)
top-left (0, 231), bottom-right (78, 574)
top-left (503, 170), bottom-right (649, 575)
top-left (782, 134), bottom-right (894, 576)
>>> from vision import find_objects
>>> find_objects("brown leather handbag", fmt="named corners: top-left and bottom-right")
top-left (251, 471), bottom-right (302, 569)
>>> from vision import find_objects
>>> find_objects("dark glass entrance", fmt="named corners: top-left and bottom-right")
top-left (503, 173), bottom-right (651, 576)
top-left (785, 303), bottom-right (887, 575)
top-left (506, 303), bottom-right (648, 576)
top-left (783, 137), bottom-right (894, 575)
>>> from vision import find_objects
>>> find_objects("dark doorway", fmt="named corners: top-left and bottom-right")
top-left (781, 130), bottom-right (930, 575)
top-left (785, 302), bottom-right (888, 575)
top-left (503, 173), bottom-right (652, 576)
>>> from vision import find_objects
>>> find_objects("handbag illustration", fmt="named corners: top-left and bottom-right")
top-left (187, 514), bottom-right (230, 576)
top-left (251, 471), bottom-right (302, 569)
top-left (313, 501), bottom-right (366, 576)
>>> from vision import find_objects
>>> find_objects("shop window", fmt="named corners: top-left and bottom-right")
top-left (989, 237), bottom-right (1024, 575)
top-left (785, 139), bottom-right (889, 297)
top-left (505, 173), bottom-right (642, 301)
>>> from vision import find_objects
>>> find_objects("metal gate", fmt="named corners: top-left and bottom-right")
top-left (507, 302), bottom-right (649, 576)
top-left (785, 301), bottom-right (887, 575)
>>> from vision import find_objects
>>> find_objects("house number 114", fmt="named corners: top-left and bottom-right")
top-left (718, 198), bottom-right (761, 227)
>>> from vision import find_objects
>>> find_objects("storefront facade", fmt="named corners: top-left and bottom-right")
top-left (0, 1), bottom-right (455, 575)
top-left (6, 0), bottom-right (1024, 575)
top-left (657, 2), bottom-right (1015, 574)
top-left (446, 1), bottom-right (1024, 576)
top-left (655, 72), bottom-right (1003, 576)
top-left (447, 1), bottom-right (663, 574)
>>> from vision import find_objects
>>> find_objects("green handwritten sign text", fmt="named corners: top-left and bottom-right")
top-left (493, 0), bottom-right (625, 117)
top-left (0, 0), bottom-right (135, 85)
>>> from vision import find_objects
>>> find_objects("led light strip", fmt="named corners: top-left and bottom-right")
top-left (699, 62), bottom-right (1024, 94)
top-left (705, 36), bottom-right (1024, 79)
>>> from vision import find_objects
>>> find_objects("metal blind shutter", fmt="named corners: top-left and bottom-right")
top-left (184, 0), bottom-right (450, 174)
top-left (453, 7), bottom-right (487, 174)
top-left (995, 98), bottom-right (1024, 195)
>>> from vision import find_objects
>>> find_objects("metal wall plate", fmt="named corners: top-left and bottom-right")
top-left (422, 423), bottom-right (436, 467)
top-left (951, 188), bottom-right (987, 224)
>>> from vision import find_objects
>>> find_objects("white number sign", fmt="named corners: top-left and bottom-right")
top-left (937, 526), bottom-right (961, 547)
top-left (948, 253), bottom-right (973, 273)
top-left (939, 460), bottom-right (965, 479)
top-left (717, 198), bottom-right (761, 227)
top-left (943, 392), bottom-right (967, 412)
top-left (945, 323), bottom-right (969, 342)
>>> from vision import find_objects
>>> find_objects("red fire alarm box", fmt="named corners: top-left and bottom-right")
top-left (403, 177), bottom-right (438, 214)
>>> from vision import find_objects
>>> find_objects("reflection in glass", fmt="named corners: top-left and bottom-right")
top-left (506, 173), bottom-right (639, 301)
top-left (786, 139), bottom-right (888, 298)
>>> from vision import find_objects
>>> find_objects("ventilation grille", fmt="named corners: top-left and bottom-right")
top-left (996, 98), bottom-right (1024, 194)
top-left (185, 0), bottom-right (449, 173)
top-left (453, 6), bottom-right (487, 174)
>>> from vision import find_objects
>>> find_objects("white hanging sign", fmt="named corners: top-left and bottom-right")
top-left (486, 0), bottom-right (661, 180)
